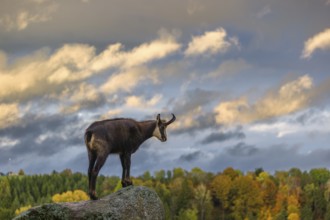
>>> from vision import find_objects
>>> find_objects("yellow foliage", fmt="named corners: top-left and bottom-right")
top-left (15, 205), bottom-right (32, 216)
top-left (258, 207), bottom-right (273, 220)
top-left (52, 190), bottom-right (89, 203)
top-left (288, 213), bottom-right (300, 220)
top-left (287, 195), bottom-right (300, 214)
top-left (257, 171), bottom-right (270, 182)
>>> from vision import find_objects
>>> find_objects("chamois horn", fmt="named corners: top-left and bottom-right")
top-left (165, 113), bottom-right (176, 126)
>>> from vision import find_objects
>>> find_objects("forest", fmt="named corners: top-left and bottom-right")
top-left (1, 167), bottom-right (330, 220)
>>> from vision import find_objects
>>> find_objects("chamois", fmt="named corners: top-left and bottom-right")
top-left (84, 113), bottom-right (176, 200)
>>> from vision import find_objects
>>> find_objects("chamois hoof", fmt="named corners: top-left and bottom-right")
top-left (121, 179), bottom-right (133, 188)
top-left (127, 181), bottom-right (133, 186)
top-left (89, 193), bottom-right (99, 200)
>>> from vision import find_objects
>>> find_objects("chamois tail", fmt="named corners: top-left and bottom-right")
top-left (84, 130), bottom-right (93, 148)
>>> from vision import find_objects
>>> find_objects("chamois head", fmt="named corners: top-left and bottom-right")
top-left (153, 113), bottom-right (176, 142)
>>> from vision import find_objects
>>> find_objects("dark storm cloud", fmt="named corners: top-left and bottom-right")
top-left (0, 113), bottom-right (80, 139)
top-left (208, 144), bottom-right (330, 173)
top-left (179, 150), bottom-right (205, 162)
top-left (226, 142), bottom-right (258, 157)
top-left (200, 127), bottom-right (245, 144)
top-left (0, 113), bottom-right (86, 166)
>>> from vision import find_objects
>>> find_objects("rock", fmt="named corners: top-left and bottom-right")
top-left (14, 186), bottom-right (165, 220)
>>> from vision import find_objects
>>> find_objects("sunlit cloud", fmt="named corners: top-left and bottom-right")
top-left (171, 106), bottom-right (204, 132)
top-left (0, 32), bottom-right (179, 103)
top-left (100, 109), bottom-right (123, 120)
top-left (125, 94), bottom-right (162, 108)
top-left (214, 75), bottom-right (313, 125)
top-left (184, 28), bottom-right (239, 56)
top-left (101, 67), bottom-right (159, 94)
top-left (0, 45), bottom-right (94, 102)
top-left (0, 103), bottom-right (21, 129)
top-left (301, 28), bottom-right (330, 59)
top-left (91, 31), bottom-right (181, 72)
top-left (58, 83), bottom-right (102, 114)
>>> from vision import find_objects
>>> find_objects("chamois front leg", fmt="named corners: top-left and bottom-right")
top-left (120, 153), bottom-right (133, 187)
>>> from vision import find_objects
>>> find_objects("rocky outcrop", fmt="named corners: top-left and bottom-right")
top-left (14, 186), bottom-right (165, 220)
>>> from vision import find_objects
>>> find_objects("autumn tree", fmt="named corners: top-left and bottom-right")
top-left (230, 175), bottom-right (263, 219)
top-left (211, 174), bottom-right (232, 219)
top-left (194, 184), bottom-right (212, 220)
top-left (168, 177), bottom-right (194, 218)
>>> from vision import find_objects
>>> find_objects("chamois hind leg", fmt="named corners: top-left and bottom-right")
top-left (119, 153), bottom-right (133, 187)
top-left (87, 150), bottom-right (97, 198)
top-left (90, 155), bottom-right (107, 200)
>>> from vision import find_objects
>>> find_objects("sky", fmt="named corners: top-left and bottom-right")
top-left (1, 0), bottom-right (330, 176)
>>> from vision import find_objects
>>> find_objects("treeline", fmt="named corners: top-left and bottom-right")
top-left (1, 167), bottom-right (330, 220)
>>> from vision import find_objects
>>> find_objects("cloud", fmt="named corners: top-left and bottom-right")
top-left (0, 113), bottom-right (85, 169)
top-left (46, 44), bottom-right (96, 84)
top-left (0, 137), bottom-right (19, 149)
top-left (91, 30), bottom-right (181, 72)
top-left (100, 109), bottom-right (123, 120)
top-left (184, 28), bottom-right (239, 56)
top-left (301, 28), bottom-right (330, 59)
top-left (0, 0), bottom-right (58, 31)
top-left (248, 108), bottom-right (330, 138)
top-left (214, 75), bottom-right (313, 125)
top-left (170, 88), bottom-right (219, 133)
top-left (57, 83), bottom-right (104, 114)
top-left (0, 32), bottom-right (179, 104)
top-left (179, 150), bottom-right (205, 162)
top-left (226, 142), bottom-right (258, 157)
top-left (125, 94), bottom-right (162, 108)
top-left (208, 143), bottom-right (330, 173)
top-left (206, 58), bottom-right (251, 78)
top-left (200, 127), bottom-right (245, 144)
top-left (0, 44), bottom-right (95, 103)
top-left (101, 67), bottom-right (159, 94)
top-left (0, 103), bottom-right (21, 129)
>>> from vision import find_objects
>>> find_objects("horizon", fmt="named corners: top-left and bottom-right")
top-left (2, 165), bottom-right (330, 177)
